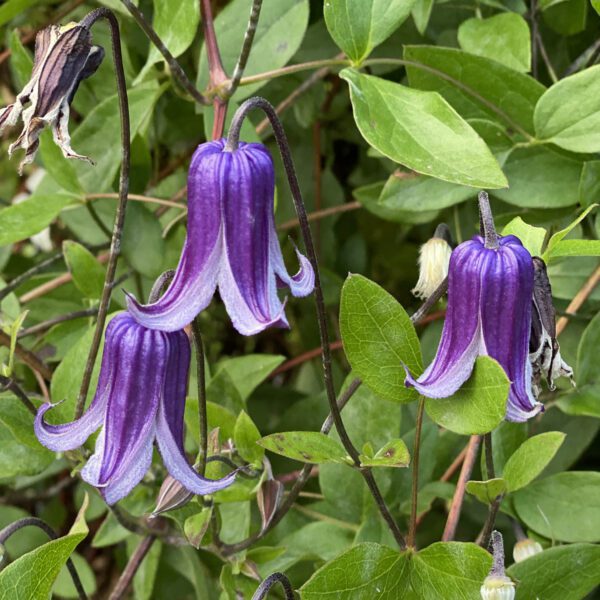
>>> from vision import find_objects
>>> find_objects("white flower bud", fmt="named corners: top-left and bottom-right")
top-left (412, 236), bottom-right (452, 300)
top-left (480, 575), bottom-right (516, 600)
top-left (513, 538), bottom-right (543, 563)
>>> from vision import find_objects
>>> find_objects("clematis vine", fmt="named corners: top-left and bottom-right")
top-left (405, 192), bottom-right (541, 422)
top-left (34, 313), bottom-right (236, 505)
top-left (126, 139), bottom-right (315, 335)
top-left (0, 21), bottom-right (104, 173)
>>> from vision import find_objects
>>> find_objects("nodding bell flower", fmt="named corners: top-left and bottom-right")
top-left (529, 257), bottom-right (574, 396)
top-left (34, 313), bottom-right (236, 505)
top-left (412, 223), bottom-right (453, 300)
top-left (512, 538), bottom-right (543, 563)
top-left (405, 192), bottom-right (541, 422)
top-left (0, 22), bottom-right (104, 173)
top-left (481, 531), bottom-right (516, 600)
top-left (126, 139), bottom-right (315, 335)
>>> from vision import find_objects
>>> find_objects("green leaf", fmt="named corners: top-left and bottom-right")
top-left (136, 0), bottom-right (200, 82)
top-left (458, 13), bottom-right (531, 72)
top-left (300, 543), bottom-right (411, 599)
top-left (466, 478), bottom-right (507, 504)
top-left (577, 311), bottom-right (600, 386)
top-left (545, 239), bottom-right (600, 258)
top-left (8, 29), bottom-right (33, 89)
top-left (0, 0), bottom-right (42, 27)
top-left (543, 0), bottom-right (588, 36)
top-left (0, 194), bottom-right (78, 246)
top-left (513, 471), bottom-right (600, 542)
top-left (494, 147), bottom-right (583, 209)
top-left (0, 395), bottom-right (54, 479)
top-left (425, 356), bottom-right (510, 435)
top-left (198, 0), bottom-right (309, 102)
top-left (341, 69), bottom-right (507, 188)
top-left (507, 543), bottom-right (600, 600)
top-left (234, 410), bottom-right (264, 465)
top-left (339, 274), bottom-right (422, 403)
top-left (534, 65), bottom-right (600, 152)
top-left (501, 217), bottom-right (547, 256)
top-left (53, 553), bottom-right (97, 599)
top-left (324, 0), bottom-right (415, 63)
top-left (0, 496), bottom-right (89, 599)
top-left (593, 0), bottom-right (600, 15)
top-left (556, 385), bottom-right (600, 418)
top-left (62, 241), bottom-right (105, 299)
top-left (184, 507), bottom-right (213, 549)
top-left (258, 431), bottom-right (349, 464)
top-left (359, 439), bottom-right (410, 468)
top-left (404, 45), bottom-right (545, 135)
top-left (411, 0), bottom-right (434, 35)
top-left (410, 542), bottom-right (492, 599)
top-left (542, 204), bottom-right (597, 261)
top-left (502, 432), bottom-right (566, 492)
top-left (579, 160), bottom-right (600, 207)
top-left (39, 130), bottom-right (84, 196)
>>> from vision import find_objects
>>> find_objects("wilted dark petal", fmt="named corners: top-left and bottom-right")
top-left (126, 142), bottom-right (223, 331)
top-left (156, 327), bottom-right (236, 495)
top-left (31, 25), bottom-right (60, 79)
top-left (67, 45), bottom-right (105, 104)
top-left (0, 105), bottom-right (17, 131)
top-left (34, 315), bottom-right (131, 451)
top-left (480, 236), bottom-right (540, 422)
top-left (405, 240), bottom-right (488, 397)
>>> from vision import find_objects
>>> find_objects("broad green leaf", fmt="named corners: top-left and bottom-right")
top-left (62, 241), bottom-right (105, 299)
top-left (0, 496), bottom-right (89, 599)
top-left (458, 13), bottom-right (531, 72)
top-left (234, 410), bottom-right (264, 465)
top-left (359, 439), bottom-right (410, 468)
top-left (490, 421), bottom-right (527, 475)
top-left (425, 356), bottom-right (510, 435)
top-left (404, 45), bottom-right (545, 135)
top-left (502, 432), bottom-right (566, 492)
top-left (410, 542), bottom-right (492, 600)
top-left (556, 385), bottom-right (600, 418)
top-left (300, 543), bottom-right (411, 599)
top-left (494, 147), bottom-right (583, 209)
top-left (8, 29), bottom-right (33, 89)
top-left (466, 478), bottom-right (507, 504)
top-left (579, 160), bottom-right (600, 207)
top-left (501, 217), bottom-right (547, 256)
top-left (91, 512), bottom-right (129, 548)
top-left (258, 431), bottom-right (349, 464)
top-left (184, 507), bottom-right (212, 549)
top-left (136, 0), bottom-right (200, 82)
top-left (534, 65), bottom-right (600, 152)
top-left (542, 204), bottom-right (597, 261)
top-left (341, 69), bottom-right (507, 188)
top-left (324, 0), bottom-right (415, 63)
top-left (198, 0), bottom-right (309, 101)
top-left (543, 0), bottom-right (588, 36)
top-left (0, 194), bottom-right (78, 246)
top-left (39, 130), bottom-right (83, 195)
top-left (0, 395), bottom-right (54, 478)
top-left (577, 311), bottom-right (600, 386)
top-left (513, 471), bottom-right (600, 542)
top-left (546, 239), bottom-right (600, 258)
top-left (508, 543), bottom-right (600, 600)
top-left (411, 0), bottom-right (434, 35)
top-left (339, 274), bottom-right (422, 403)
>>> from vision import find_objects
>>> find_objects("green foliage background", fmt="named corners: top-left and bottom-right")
top-left (0, 0), bottom-right (599, 597)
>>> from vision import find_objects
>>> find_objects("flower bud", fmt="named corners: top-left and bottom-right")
top-left (513, 538), bottom-right (543, 563)
top-left (480, 575), bottom-right (516, 600)
top-left (412, 223), bottom-right (452, 300)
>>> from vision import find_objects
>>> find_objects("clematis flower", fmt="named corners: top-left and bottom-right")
top-left (405, 192), bottom-right (541, 422)
top-left (0, 22), bottom-right (104, 173)
top-left (34, 313), bottom-right (236, 505)
top-left (126, 139), bottom-right (314, 335)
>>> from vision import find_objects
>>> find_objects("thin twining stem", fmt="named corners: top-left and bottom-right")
top-left (0, 375), bottom-right (37, 415)
top-left (119, 0), bottom-right (208, 105)
top-left (225, 0), bottom-right (263, 98)
top-left (479, 433), bottom-right (502, 548)
top-left (75, 8), bottom-right (130, 420)
top-left (0, 517), bottom-right (87, 600)
top-left (251, 572), bottom-right (294, 600)
top-left (108, 535), bottom-right (156, 600)
top-left (226, 97), bottom-right (406, 550)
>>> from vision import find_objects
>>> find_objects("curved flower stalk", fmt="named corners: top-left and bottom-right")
top-left (126, 139), bottom-right (314, 335)
top-left (34, 313), bottom-right (236, 505)
top-left (405, 192), bottom-right (541, 423)
top-left (0, 21), bottom-right (104, 173)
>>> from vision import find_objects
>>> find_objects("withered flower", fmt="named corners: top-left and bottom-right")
top-left (0, 22), bottom-right (104, 173)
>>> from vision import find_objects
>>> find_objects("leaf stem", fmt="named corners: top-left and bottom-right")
top-left (108, 535), bottom-right (156, 600)
top-left (408, 397), bottom-right (425, 548)
top-left (75, 8), bottom-right (130, 420)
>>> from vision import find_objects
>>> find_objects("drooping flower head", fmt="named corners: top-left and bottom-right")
top-left (126, 139), bottom-right (314, 335)
top-left (35, 313), bottom-right (236, 505)
top-left (0, 22), bottom-right (104, 173)
top-left (405, 192), bottom-right (541, 422)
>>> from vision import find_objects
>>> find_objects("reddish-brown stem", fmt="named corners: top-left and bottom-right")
top-left (442, 435), bottom-right (481, 541)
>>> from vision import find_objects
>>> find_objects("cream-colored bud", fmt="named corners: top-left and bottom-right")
top-left (412, 237), bottom-right (452, 300)
top-left (480, 575), bottom-right (516, 600)
top-left (513, 538), bottom-right (543, 563)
